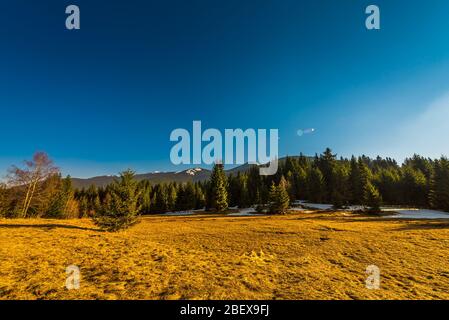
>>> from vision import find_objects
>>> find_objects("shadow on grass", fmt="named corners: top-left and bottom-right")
top-left (293, 213), bottom-right (447, 223)
top-left (293, 212), bottom-right (364, 221)
top-left (150, 214), bottom-right (268, 221)
top-left (394, 222), bottom-right (449, 231)
top-left (294, 213), bottom-right (449, 231)
top-left (0, 223), bottom-right (102, 232)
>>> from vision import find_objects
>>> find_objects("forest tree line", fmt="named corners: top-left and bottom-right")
top-left (1, 148), bottom-right (449, 220)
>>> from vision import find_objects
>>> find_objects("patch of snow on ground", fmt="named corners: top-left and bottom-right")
top-left (163, 207), bottom-right (206, 216)
top-left (294, 200), bottom-right (449, 219)
top-left (345, 205), bottom-right (365, 211)
top-left (384, 208), bottom-right (449, 219)
top-left (289, 207), bottom-right (307, 212)
top-left (163, 210), bottom-right (196, 216)
top-left (296, 201), bottom-right (333, 210)
top-left (161, 203), bottom-right (449, 219)
top-left (228, 208), bottom-right (264, 216)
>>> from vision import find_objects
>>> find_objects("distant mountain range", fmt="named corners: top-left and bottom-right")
top-left (71, 168), bottom-right (212, 189)
top-left (71, 156), bottom-right (310, 189)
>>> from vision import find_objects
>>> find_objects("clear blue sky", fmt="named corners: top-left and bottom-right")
top-left (1, 0), bottom-right (449, 178)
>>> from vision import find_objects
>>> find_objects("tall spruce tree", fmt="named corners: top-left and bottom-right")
top-left (349, 157), bottom-right (371, 205)
top-left (307, 166), bottom-right (325, 203)
top-left (139, 181), bottom-right (152, 214)
top-left (317, 148), bottom-right (337, 201)
top-left (401, 166), bottom-right (427, 207)
top-left (348, 157), bottom-right (362, 204)
top-left (268, 182), bottom-right (277, 212)
top-left (269, 176), bottom-right (290, 214)
top-left (374, 168), bottom-right (401, 204)
top-left (364, 181), bottom-right (382, 213)
top-left (331, 165), bottom-right (349, 209)
top-left (166, 183), bottom-right (177, 211)
top-left (175, 182), bottom-right (196, 211)
top-left (153, 184), bottom-right (168, 213)
top-left (194, 182), bottom-right (206, 209)
top-left (209, 163), bottom-right (228, 212)
top-left (429, 157), bottom-right (449, 212)
top-left (293, 167), bottom-right (308, 200)
top-left (237, 173), bottom-right (250, 208)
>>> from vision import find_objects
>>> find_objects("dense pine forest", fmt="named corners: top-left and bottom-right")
top-left (1, 148), bottom-right (449, 220)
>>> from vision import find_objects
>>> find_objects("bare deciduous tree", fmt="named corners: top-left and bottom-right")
top-left (7, 152), bottom-right (59, 218)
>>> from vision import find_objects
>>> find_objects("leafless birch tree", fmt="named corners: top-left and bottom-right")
top-left (7, 152), bottom-right (59, 218)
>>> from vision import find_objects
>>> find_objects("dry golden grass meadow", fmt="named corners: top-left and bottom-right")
top-left (1, 211), bottom-right (449, 300)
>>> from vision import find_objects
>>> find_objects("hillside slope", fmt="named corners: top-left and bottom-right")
top-left (71, 156), bottom-right (313, 189)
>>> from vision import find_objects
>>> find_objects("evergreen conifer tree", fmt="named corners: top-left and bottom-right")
top-left (237, 173), bottom-right (250, 208)
top-left (307, 167), bottom-right (325, 203)
top-left (331, 165), bottom-right (349, 209)
top-left (93, 169), bottom-right (141, 231)
top-left (269, 176), bottom-right (290, 214)
top-left (209, 163), bottom-right (228, 212)
top-left (153, 184), bottom-right (168, 213)
top-left (364, 181), bottom-right (382, 213)
top-left (317, 148), bottom-right (337, 201)
top-left (139, 182), bottom-right (152, 214)
top-left (429, 157), bottom-right (449, 212)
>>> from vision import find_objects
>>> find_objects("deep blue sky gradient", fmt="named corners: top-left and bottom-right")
top-left (1, 0), bottom-right (449, 177)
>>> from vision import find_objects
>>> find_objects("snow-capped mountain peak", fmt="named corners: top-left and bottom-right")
top-left (185, 168), bottom-right (203, 176)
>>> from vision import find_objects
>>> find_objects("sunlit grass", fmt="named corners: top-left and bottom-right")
top-left (1, 212), bottom-right (448, 299)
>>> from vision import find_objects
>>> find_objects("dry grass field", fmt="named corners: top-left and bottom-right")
top-left (1, 211), bottom-right (449, 300)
